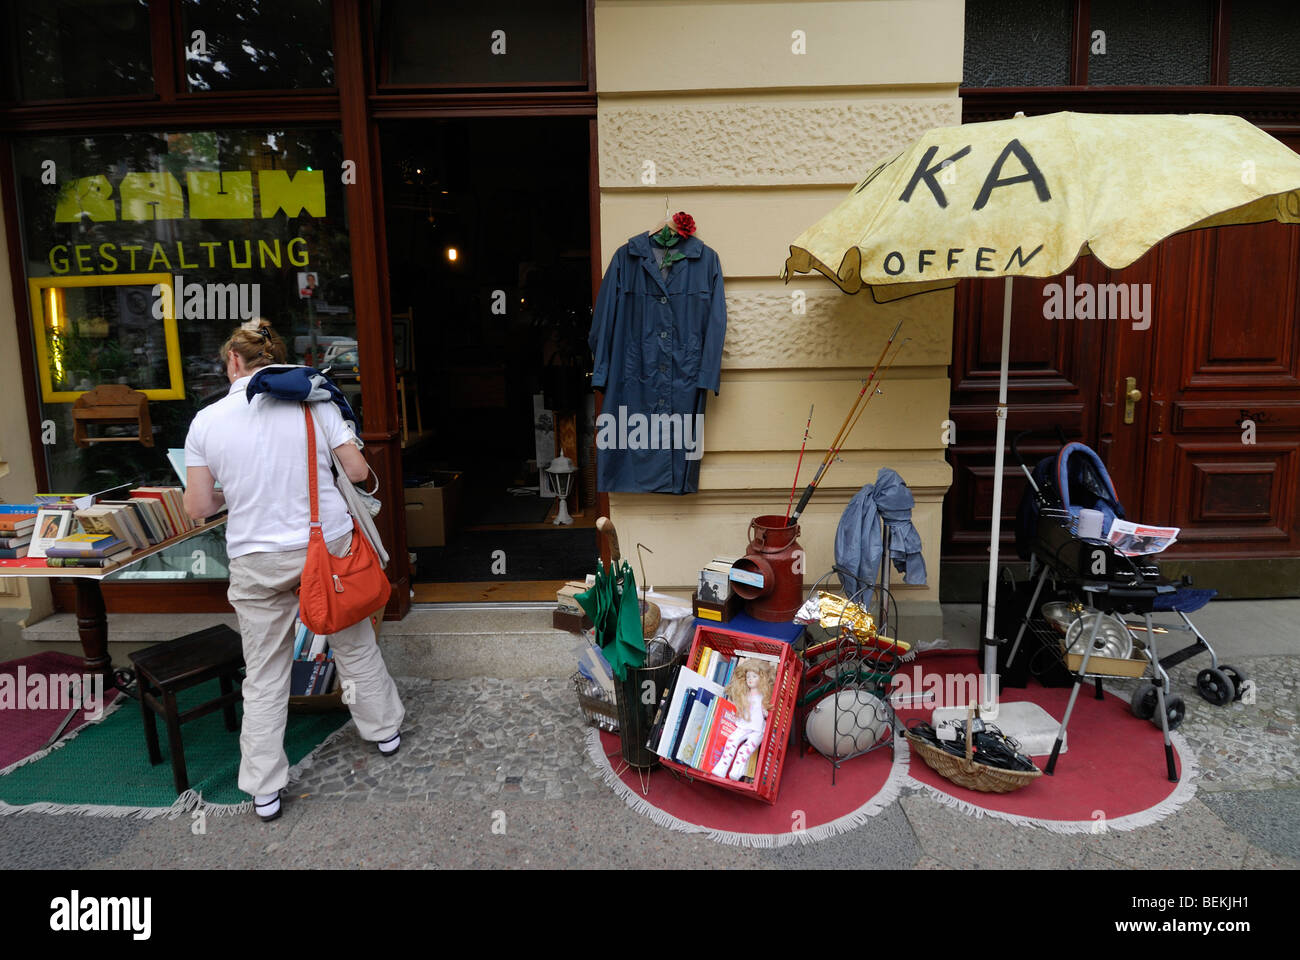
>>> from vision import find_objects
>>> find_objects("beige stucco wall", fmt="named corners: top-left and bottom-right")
top-left (0, 186), bottom-right (52, 623)
top-left (595, 0), bottom-right (962, 619)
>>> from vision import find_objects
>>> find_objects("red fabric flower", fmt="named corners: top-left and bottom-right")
top-left (672, 212), bottom-right (696, 237)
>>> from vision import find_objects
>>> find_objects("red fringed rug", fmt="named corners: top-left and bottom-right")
top-left (588, 727), bottom-right (909, 848)
top-left (0, 652), bottom-right (122, 773)
top-left (895, 650), bottom-right (1196, 833)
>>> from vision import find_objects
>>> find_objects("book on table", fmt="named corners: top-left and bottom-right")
top-left (0, 514), bottom-right (37, 536)
top-left (43, 534), bottom-right (130, 560)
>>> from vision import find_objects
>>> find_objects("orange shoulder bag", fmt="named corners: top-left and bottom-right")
top-left (297, 404), bottom-right (391, 633)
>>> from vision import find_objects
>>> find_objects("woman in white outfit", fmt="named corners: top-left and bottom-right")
top-left (183, 320), bottom-right (405, 822)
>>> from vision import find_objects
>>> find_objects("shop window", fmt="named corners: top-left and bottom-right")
top-left (1229, 0), bottom-right (1300, 87)
top-left (377, 0), bottom-right (585, 86)
top-left (2, 0), bottom-right (153, 101)
top-left (1087, 0), bottom-right (1212, 86)
top-left (963, 0), bottom-right (1072, 88)
top-left (11, 128), bottom-right (356, 579)
top-left (182, 0), bottom-right (335, 92)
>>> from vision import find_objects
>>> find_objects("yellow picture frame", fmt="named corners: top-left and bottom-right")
top-left (28, 273), bottom-right (184, 403)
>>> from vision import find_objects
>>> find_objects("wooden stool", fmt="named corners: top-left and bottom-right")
top-left (127, 625), bottom-right (245, 795)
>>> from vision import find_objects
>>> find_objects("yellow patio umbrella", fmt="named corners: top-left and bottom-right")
top-left (783, 111), bottom-right (1300, 705)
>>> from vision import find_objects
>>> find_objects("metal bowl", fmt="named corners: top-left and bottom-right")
top-left (1064, 612), bottom-right (1133, 661)
top-left (1040, 600), bottom-right (1088, 635)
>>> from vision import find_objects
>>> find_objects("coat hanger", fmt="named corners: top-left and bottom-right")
top-left (651, 196), bottom-right (671, 233)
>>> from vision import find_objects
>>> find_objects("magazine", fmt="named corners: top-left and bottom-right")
top-left (1106, 519), bottom-right (1179, 556)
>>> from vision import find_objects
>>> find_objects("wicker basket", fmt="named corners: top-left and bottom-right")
top-left (572, 671), bottom-right (619, 733)
top-left (905, 710), bottom-right (1042, 793)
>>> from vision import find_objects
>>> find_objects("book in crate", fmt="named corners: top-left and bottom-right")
top-left (651, 625), bottom-right (800, 805)
top-left (288, 614), bottom-right (344, 711)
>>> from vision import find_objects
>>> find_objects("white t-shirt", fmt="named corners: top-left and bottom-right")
top-left (185, 375), bottom-right (353, 559)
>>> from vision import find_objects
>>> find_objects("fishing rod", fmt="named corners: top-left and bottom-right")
top-left (787, 319), bottom-right (906, 525)
top-left (839, 337), bottom-right (910, 450)
top-left (784, 404), bottom-right (815, 525)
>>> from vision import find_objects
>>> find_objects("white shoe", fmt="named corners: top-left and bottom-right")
top-left (254, 792), bottom-right (282, 822)
top-left (377, 733), bottom-right (401, 757)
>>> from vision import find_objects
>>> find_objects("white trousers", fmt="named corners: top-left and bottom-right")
top-left (227, 532), bottom-right (405, 797)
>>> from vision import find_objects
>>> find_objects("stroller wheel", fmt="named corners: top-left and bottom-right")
top-left (1157, 694), bottom-right (1186, 731)
top-left (1130, 682), bottom-right (1157, 720)
top-left (1219, 664), bottom-right (1250, 702)
top-left (1196, 667), bottom-right (1235, 706)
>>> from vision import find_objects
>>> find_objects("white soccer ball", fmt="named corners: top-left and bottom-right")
top-left (805, 690), bottom-right (888, 759)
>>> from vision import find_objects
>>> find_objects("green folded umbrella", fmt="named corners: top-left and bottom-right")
top-left (576, 560), bottom-right (646, 682)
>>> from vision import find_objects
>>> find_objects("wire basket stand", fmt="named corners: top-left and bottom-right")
top-left (798, 525), bottom-right (905, 785)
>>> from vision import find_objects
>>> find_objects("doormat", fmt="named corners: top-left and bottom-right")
top-left (414, 527), bottom-right (597, 582)
top-left (0, 678), bottom-right (351, 819)
top-left (0, 652), bottom-right (123, 772)
top-left (587, 728), bottom-right (910, 848)
top-left (896, 650), bottom-right (1198, 833)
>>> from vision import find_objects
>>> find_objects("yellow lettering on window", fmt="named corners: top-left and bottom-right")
top-left (55, 176), bottom-right (117, 223)
top-left (120, 171), bottom-right (185, 221)
top-left (258, 170), bottom-right (326, 219)
top-left (187, 171), bottom-right (255, 220)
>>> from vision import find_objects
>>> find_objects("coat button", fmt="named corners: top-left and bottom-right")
top-left (660, 331), bottom-right (669, 340)
top-left (658, 296), bottom-right (667, 304)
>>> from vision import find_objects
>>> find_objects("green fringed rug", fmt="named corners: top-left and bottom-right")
top-left (0, 679), bottom-right (351, 818)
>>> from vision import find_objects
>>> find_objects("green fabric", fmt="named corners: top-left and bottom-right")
top-left (575, 561), bottom-right (646, 681)
top-left (0, 679), bottom-right (349, 810)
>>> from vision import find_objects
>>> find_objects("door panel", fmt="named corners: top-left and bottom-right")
top-left (945, 219), bottom-right (1300, 562)
top-left (1137, 220), bottom-right (1300, 557)
top-left (945, 269), bottom-right (1107, 557)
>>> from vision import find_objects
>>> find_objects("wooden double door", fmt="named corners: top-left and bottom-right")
top-left (945, 213), bottom-right (1300, 568)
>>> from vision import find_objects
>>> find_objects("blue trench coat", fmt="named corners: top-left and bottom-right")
top-left (588, 232), bottom-right (727, 493)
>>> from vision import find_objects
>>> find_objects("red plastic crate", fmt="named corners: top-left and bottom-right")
top-left (658, 624), bottom-right (801, 804)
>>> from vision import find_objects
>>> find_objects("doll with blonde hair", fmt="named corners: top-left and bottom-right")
top-left (710, 657), bottom-right (776, 781)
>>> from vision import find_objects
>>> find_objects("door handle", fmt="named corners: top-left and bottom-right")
top-left (1124, 376), bottom-right (1142, 425)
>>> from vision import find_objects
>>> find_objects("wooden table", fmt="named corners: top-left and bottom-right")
top-left (0, 517), bottom-right (228, 677)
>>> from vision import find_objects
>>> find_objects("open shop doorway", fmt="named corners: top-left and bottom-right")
top-left (380, 118), bottom-right (597, 601)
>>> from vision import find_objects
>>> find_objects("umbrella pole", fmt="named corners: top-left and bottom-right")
top-left (981, 275), bottom-right (1014, 714)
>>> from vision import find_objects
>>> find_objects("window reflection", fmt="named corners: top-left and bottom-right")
top-left (4, 0), bottom-right (152, 101)
top-left (183, 0), bottom-right (335, 92)
top-left (12, 128), bottom-right (356, 496)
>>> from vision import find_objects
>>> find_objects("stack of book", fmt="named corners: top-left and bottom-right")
top-left (44, 534), bottom-right (132, 567)
top-left (291, 616), bottom-right (337, 696)
top-left (127, 486), bottom-right (195, 540)
top-left (0, 508), bottom-right (37, 559)
top-left (646, 646), bottom-right (780, 780)
top-left (48, 486), bottom-right (193, 568)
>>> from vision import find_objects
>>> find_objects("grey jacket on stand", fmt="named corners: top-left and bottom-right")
top-left (834, 467), bottom-right (927, 597)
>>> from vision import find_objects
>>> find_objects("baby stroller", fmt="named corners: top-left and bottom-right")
top-left (997, 431), bottom-right (1249, 781)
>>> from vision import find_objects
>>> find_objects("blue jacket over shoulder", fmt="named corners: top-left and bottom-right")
top-left (588, 232), bottom-right (727, 494)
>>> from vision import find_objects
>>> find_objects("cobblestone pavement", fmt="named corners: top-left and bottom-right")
top-left (292, 677), bottom-right (606, 804)
top-left (2, 632), bottom-right (1295, 870)
top-left (1102, 654), bottom-right (1299, 793)
top-left (290, 651), bottom-right (1299, 811)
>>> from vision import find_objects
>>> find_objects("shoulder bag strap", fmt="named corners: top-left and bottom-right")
top-left (303, 403), bottom-right (320, 530)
